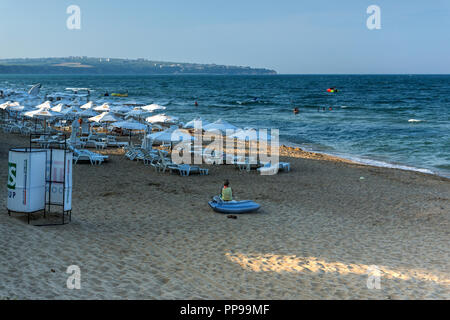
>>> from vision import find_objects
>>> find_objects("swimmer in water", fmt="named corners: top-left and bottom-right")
top-left (293, 107), bottom-right (299, 114)
top-left (194, 101), bottom-right (198, 106)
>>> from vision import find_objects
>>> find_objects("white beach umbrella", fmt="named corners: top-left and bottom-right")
top-left (23, 106), bottom-right (60, 133)
top-left (112, 121), bottom-right (150, 143)
top-left (0, 102), bottom-right (25, 119)
top-left (88, 111), bottom-right (120, 123)
top-left (141, 104), bottom-right (166, 112)
top-left (112, 120), bottom-right (149, 142)
top-left (93, 103), bottom-right (110, 112)
top-left (0, 101), bottom-right (20, 110)
top-left (183, 118), bottom-right (210, 129)
top-left (51, 103), bottom-right (67, 113)
top-left (60, 106), bottom-right (80, 119)
top-left (34, 101), bottom-right (53, 109)
top-left (147, 128), bottom-right (194, 144)
top-left (125, 108), bottom-right (149, 119)
top-left (110, 105), bottom-right (130, 114)
top-left (112, 120), bottom-right (148, 131)
top-left (8, 104), bottom-right (27, 113)
top-left (80, 101), bottom-right (94, 110)
top-left (78, 108), bottom-right (97, 118)
top-left (145, 113), bottom-right (178, 124)
top-left (0, 101), bottom-right (12, 110)
top-left (203, 119), bottom-right (239, 134)
top-left (24, 107), bottom-right (61, 119)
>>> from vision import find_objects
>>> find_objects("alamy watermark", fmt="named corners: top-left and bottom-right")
top-left (367, 5), bottom-right (381, 30)
top-left (66, 265), bottom-right (81, 289)
top-left (366, 265), bottom-right (381, 289)
top-left (67, 5), bottom-right (81, 30)
top-left (66, 5), bottom-right (380, 31)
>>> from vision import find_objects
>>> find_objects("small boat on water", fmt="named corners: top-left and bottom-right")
top-left (327, 87), bottom-right (338, 93)
top-left (111, 92), bottom-right (128, 97)
top-left (208, 196), bottom-right (261, 214)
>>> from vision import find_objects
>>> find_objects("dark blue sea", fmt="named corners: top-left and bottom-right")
top-left (1, 74), bottom-right (449, 177)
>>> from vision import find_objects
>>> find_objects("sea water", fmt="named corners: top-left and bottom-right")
top-left (1, 74), bottom-right (449, 178)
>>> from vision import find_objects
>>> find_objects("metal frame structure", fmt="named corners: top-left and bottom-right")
top-left (7, 134), bottom-right (72, 226)
top-left (7, 148), bottom-right (47, 224)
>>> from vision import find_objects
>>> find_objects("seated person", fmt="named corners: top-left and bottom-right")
top-left (221, 179), bottom-right (233, 201)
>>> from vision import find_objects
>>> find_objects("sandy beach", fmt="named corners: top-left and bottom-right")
top-left (0, 132), bottom-right (449, 300)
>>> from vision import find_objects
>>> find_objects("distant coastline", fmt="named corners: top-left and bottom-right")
top-left (0, 57), bottom-right (277, 75)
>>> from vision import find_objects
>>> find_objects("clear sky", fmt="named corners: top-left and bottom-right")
top-left (0, 0), bottom-right (449, 74)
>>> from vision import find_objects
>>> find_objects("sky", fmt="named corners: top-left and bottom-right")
top-left (0, 0), bottom-right (449, 74)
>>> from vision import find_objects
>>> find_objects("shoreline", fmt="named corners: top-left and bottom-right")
top-left (279, 139), bottom-right (449, 180)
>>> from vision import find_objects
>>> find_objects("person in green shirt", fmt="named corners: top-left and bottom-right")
top-left (221, 179), bottom-right (233, 201)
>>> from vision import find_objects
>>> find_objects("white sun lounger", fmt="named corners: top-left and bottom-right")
top-left (70, 146), bottom-right (108, 165)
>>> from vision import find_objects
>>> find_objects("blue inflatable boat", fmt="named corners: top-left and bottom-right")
top-left (208, 196), bottom-right (261, 214)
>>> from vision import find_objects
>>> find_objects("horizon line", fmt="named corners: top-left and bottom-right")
top-left (0, 73), bottom-right (449, 76)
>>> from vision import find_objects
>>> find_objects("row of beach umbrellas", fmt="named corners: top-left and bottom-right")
top-left (3, 99), bottom-right (272, 142)
top-left (1, 99), bottom-right (169, 122)
top-left (4, 100), bottom-right (238, 130)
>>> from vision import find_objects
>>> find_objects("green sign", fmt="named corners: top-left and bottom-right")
top-left (7, 162), bottom-right (16, 190)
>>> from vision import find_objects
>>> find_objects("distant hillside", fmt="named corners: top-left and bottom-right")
top-left (0, 57), bottom-right (277, 75)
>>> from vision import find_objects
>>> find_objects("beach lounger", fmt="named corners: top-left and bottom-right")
top-left (157, 150), bottom-right (180, 173)
top-left (125, 147), bottom-right (143, 161)
top-left (135, 149), bottom-right (158, 164)
top-left (95, 138), bottom-right (108, 150)
top-left (257, 161), bottom-right (291, 175)
top-left (71, 146), bottom-right (108, 166)
top-left (278, 162), bottom-right (291, 172)
top-left (142, 151), bottom-right (159, 165)
top-left (178, 164), bottom-right (191, 176)
top-left (150, 160), bottom-right (164, 172)
top-left (168, 164), bottom-right (209, 176)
